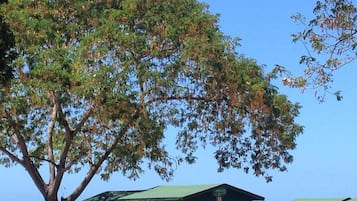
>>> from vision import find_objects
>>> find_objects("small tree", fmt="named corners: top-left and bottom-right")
top-left (0, 0), bottom-right (303, 201)
top-left (291, 0), bottom-right (357, 101)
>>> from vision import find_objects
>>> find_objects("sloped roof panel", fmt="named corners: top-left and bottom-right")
top-left (119, 184), bottom-right (221, 200)
top-left (84, 191), bottom-right (142, 201)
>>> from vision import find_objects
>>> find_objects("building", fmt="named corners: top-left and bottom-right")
top-left (83, 183), bottom-right (264, 201)
top-left (294, 198), bottom-right (357, 201)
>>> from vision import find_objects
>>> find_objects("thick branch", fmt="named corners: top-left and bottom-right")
top-left (4, 110), bottom-right (46, 197)
top-left (47, 102), bottom-right (58, 184)
top-left (5, 110), bottom-right (30, 160)
top-left (52, 103), bottom-right (73, 196)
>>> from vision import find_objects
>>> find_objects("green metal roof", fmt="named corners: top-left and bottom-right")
top-left (119, 184), bottom-right (221, 200)
top-left (83, 183), bottom-right (264, 201)
top-left (294, 198), bottom-right (357, 201)
top-left (83, 191), bottom-right (141, 201)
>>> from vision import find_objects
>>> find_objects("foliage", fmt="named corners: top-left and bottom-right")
top-left (291, 0), bottom-right (356, 101)
top-left (0, 0), bottom-right (303, 201)
top-left (0, 0), bottom-right (16, 87)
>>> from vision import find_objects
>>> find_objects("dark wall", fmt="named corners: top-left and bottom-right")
top-left (184, 188), bottom-right (257, 201)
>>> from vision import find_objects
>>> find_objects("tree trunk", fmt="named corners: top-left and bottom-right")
top-left (44, 194), bottom-right (58, 201)
top-left (43, 184), bottom-right (60, 201)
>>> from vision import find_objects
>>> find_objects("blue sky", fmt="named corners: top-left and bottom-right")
top-left (1, 1), bottom-right (357, 201)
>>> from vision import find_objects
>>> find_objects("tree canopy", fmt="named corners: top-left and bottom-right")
top-left (290, 0), bottom-right (356, 101)
top-left (0, 0), bottom-right (303, 201)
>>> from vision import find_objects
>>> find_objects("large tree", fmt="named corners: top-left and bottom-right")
top-left (290, 0), bottom-right (356, 101)
top-left (0, 0), bottom-right (303, 201)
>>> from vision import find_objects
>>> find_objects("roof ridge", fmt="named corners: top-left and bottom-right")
top-left (153, 183), bottom-right (224, 187)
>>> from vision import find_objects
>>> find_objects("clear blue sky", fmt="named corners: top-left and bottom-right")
top-left (1, 1), bottom-right (357, 201)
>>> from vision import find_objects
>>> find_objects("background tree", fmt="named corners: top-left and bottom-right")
top-left (0, 0), bottom-right (16, 88)
top-left (0, 0), bottom-right (303, 201)
top-left (290, 0), bottom-right (356, 101)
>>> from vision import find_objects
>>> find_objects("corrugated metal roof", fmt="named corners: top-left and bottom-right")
top-left (83, 191), bottom-right (141, 201)
top-left (119, 184), bottom-right (221, 200)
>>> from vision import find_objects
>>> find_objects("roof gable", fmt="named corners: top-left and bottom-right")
top-left (221, 183), bottom-right (264, 201)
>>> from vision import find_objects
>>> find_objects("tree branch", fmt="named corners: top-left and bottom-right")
top-left (47, 101), bottom-right (58, 184)
top-left (72, 106), bottom-right (94, 135)
top-left (64, 107), bottom-right (141, 201)
top-left (0, 147), bottom-right (23, 165)
top-left (53, 102), bottom-right (73, 196)
top-left (4, 110), bottom-right (47, 197)
top-left (28, 155), bottom-right (59, 168)
top-left (5, 110), bottom-right (30, 160)
top-left (147, 94), bottom-right (221, 104)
